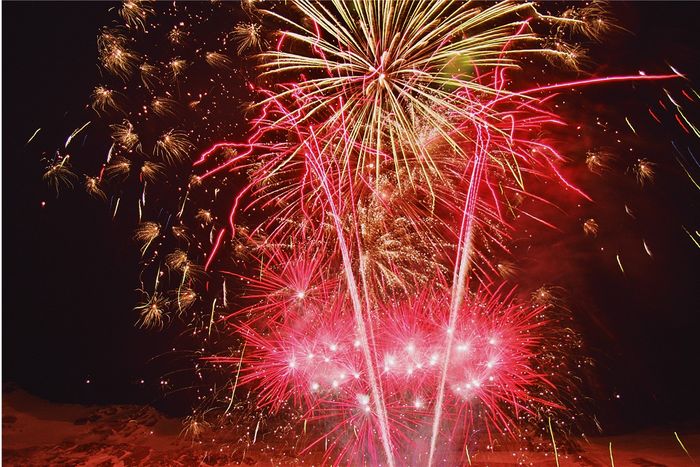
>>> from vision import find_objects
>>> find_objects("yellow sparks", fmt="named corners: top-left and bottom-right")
top-left (43, 156), bottom-right (77, 195)
top-left (98, 29), bottom-right (140, 79)
top-left (583, 218), bottom-right (599, 237)
top-left (154, 129), bottom-right (192, 163)
top-left (141, 160), bottom-right (163, 182)
top-left (26, 128), bottom-right (41, 145)
top-left (105, 156), bottom-right (131, 180)
top-left (84, 176), bottom-right (106, 200)
top-left (150, 97), bottom-right (178, 117)
top-left (119, 0), bottom-right (154, 30)
top-left (205, 51), bottom-right (233, 69)
top-left (110, 120), bottom-right (140, 151)
top-left (133, 221), bottom-right (160, 255)
top-left (135, 291), bottom-right (168, 330)
top-left (91, 86), bottom-right (120, 113)
top-left (65, 121), bottom-right (91, 148)
top-left (549, 417), bottom-right (560, 467)
top-left (634, 158), bottom-right (655, 185)
top-left (616, 254), bottom-right (625, 275)
top-left (609, 441), bottom-right (615, 467)
top-left (232, 22), bottom-right (263, 55)
top-left (674, 431), bottom-right (694, 462)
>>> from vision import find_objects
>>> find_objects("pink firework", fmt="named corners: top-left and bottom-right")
top-left (211, 283), bottom-right (563, 463)
top-left (40, 1), bottom-right (688, 464)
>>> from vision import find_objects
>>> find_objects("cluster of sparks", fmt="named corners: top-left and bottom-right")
top-left (38, 0), bottom-right (699, 464)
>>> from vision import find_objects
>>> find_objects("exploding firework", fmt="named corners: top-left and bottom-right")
top-left (39, 0), bottom-right (694, 464)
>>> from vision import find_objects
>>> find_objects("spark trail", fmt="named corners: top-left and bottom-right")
top-left (429, 151), bottom-right (486, 466)
top-left (306, 141), bottom-right (395, 466)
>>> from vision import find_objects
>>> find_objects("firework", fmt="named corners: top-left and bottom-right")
top-left (169, 58), bottom-right (188, 79)
top-left (110, 120), bottom-right (140, 151)
top-left (140, 160), bottom-right (163, 182)
top-left (585, 149), bottom-right (614, 174)
top-left (155, 129), bottom-right (192, 163)
top-left (43, 155), bottom-right (77, 195)
top-left (41, 0), bottom-right (691, 464)
top-left (231, 22), bottom-right (263, 55)
top-left (133, 221), bottom-right (160, 255)
top-left (214, 284), bottom-right (574, 463)
top-left (98, 29), bottom-right (140, 80)
top-left (634, 158), bottom-right (655, 185)
top-left (150, 97), bottom-right (178, 117)
top-left (135, 291), bottom-right (168, 330)
top-left (583, 218), bottom-right (600, 237)
top-left (91, 86), bottom-right (120, 114)
top-left (119, 0), bottom-right (154, 30)
top-left (105, 156), bottom-right (131, 180)
top-left (84, 176), bottom-right (107, 200)
top-left (205, 51), bottom-right (234, 70)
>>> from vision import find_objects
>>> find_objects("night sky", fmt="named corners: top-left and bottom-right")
top-left (3, 1), bottom-right (700, 431)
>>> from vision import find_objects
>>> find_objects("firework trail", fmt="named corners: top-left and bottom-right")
top-left (39, 0), bottom-right (696, 463)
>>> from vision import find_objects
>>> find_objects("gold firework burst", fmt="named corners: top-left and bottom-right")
top-left (85, 176), bottom-right (107, 200)
top-left (232, 22), bottom-right (263, 55)
top-left (135, 291), bottom-right (168, 329)
top-left (119, 0), bottom-right (154, 30)
top-left (134, 221), bottom-right (160, 254)
top-left (154, 130), bottom-right (192, 163)
top-left (43, 156), bottom-right (77, 195)
top-left (110, 120), bottom-right (140, 151)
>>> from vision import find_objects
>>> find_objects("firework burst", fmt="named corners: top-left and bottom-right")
top-left (39, 0), bottom-right (692, 464)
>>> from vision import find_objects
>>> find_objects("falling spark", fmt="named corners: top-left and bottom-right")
top-left (674, 431), bottom-right (695, 462)
top-left (616, 254), bottom-right (625, 275)
top-left (65, 121), bottom-right (91, 148)
top-left (549, 417), bottom-right (560, 467)
top-left (609, 442), bottom-right (615, 467)
top-left (26, 128), bottom-right (41, 145)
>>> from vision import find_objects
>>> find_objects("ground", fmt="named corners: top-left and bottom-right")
top-left (2, 387), bottom-right (698, 466)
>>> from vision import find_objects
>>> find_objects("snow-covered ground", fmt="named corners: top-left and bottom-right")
top-left (3, 388), bottom-right (698, 466)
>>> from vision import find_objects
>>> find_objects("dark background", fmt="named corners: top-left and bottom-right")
top-left (3, 1), bottom-right (700, 431)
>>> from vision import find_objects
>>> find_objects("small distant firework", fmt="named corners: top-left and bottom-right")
top-left (140, 160), bottom-right (162, 182)
top-left (175, 287), bottom-right (198, 314)
top-left (98, 29), bottom-right (139, 80)
top-left (205, 51), bottom-right (233, 70)
top-left (110, 120), bottom-right (140, 151)
top-left (231, 22), bottom-right (262, 55)
top-left (138, 62), bottom-right (159, 89)
top-left (43, 155), bottom-right (77, 195)
top-left (135, 291), bottom-right (168, 330)
top-left (154, 129), bottom-right (192, 163)
top-left (181, 414), bottom-right (210, 440)
top-left (586, 149), bottom-right (614, 174)
top-left (168, 58), bottom-right (188, 79)
top-left (150, 97), bottom-right (178, 117)
top-left (583, 218), bottom-right (600, 237)
top-left (84, 176), bottom-right (107, 200)
top-left (634, 158), bottom-right (655, 185)
top-left (133, 221), bottom-right (160, 255)
top-left (91, 86), bottom-right (120, 114)
top-left (195, 209), bottom-right (213, 225)
top-left (119, 0), bottom-right (153, 30)
top-left (105, 156), bottom-right (131, 180)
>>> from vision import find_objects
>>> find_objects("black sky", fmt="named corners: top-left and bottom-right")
top-left (3, 1), bottom-right (700, 429)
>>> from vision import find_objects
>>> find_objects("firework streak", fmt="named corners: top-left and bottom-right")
top-left (42, 0), bottom-right (690, 464)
